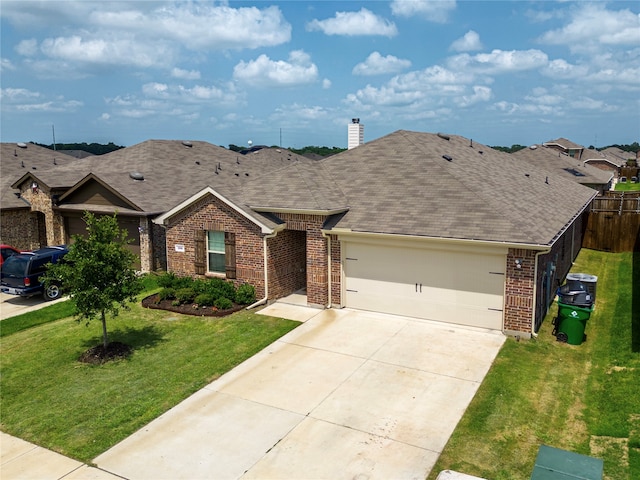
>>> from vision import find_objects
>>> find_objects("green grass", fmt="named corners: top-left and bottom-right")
top-left (615, 182), bottom-right (640, 191)
top-left (0, 295), bottom-right (299, 462)
top-left (0, 300), bottom-right (75, 337)
top-left (428, 249), bottom-right (639, 480)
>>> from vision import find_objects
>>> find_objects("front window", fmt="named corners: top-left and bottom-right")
top-left (207, 231), bottom-right (225, 274)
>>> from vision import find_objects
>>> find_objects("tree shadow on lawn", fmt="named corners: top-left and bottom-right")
top-left (79, 325), bottom-right (165, 364)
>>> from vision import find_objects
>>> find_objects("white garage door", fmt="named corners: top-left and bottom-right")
top-left (343, 241), bottom-right (505, 330)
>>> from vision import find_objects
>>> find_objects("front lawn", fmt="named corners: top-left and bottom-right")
top-left (428, 249), bottom-right (639, 480)
top-left (0, 293), bottom-right (299, 462)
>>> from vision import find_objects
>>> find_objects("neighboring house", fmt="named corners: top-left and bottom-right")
top-left (1, 140), bottom-right (310, 271)
top-left (154, 130), bottom-right (598, 338)
top-left (1, 142), bottom-right (82, 251)
top-left (512, 144), bottom-right (613, 193)
top-left (543, 138), bottom-right (585, 159)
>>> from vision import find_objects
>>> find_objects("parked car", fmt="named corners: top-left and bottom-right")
top-left (0, 245), bottom-right (69, 300)
top-left (0, 244), bottom-right (21, 267)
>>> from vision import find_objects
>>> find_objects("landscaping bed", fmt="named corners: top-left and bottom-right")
top-left (142, 293), bottom-right (245, 317)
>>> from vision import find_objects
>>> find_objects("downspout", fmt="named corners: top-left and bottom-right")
top-left (321, 231), bottom-right (332, 308)
top-left (531, 247), bottom-right (552, 338)
top-left (246, 230), bottom-right (279, 309)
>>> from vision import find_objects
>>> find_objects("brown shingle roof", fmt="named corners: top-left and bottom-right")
top-left (512, 144), bottom-right (612, 186)
top-left (543, 138), bottom-right (585, 151)
top-left (1, 142), bottom-right (82, 209)
top-left (315, 131), bottom-right (596, 245)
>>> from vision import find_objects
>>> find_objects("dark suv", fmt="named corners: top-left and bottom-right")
top-left (0, 245), bottom-right (69, 300)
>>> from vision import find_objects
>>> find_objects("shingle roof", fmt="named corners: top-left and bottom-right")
top-left (306, 131), bottom-right (596, 245)
top-left (512, 144), bottom-right (612, 186)
top-left (5, 140), bottom-right (310, 215)
top-left (543, 138), bottom-right (585, 151)
top-left (1, 142), bottom-right (82, 209)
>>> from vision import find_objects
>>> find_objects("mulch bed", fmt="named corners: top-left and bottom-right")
top-left (141, 293), bottom-right (246, 317)
top-left (78, 341), bottom-right (132, 365)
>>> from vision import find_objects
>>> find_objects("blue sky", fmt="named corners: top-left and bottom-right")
top-left (1, 1), bottom-right (639, 149)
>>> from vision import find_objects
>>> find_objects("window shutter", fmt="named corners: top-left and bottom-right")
top-left (194, 230), bottom-right (206, 275)
top-left (225, 231), bottom-right (236, 279)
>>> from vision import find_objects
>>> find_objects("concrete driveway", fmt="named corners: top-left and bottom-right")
top-left (95, 306), bottom-right (505, 480)
top-left (0, 291), bottom-right (66, 320)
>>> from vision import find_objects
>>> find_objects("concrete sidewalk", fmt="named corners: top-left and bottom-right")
top-left (0, 432), bottom-right (122, 479)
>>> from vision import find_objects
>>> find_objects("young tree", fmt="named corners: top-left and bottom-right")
top-left (45, 212), bottom-right (142, 350)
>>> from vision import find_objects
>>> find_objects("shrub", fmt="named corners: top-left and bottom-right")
top-left (235, 283), bottom-right (256, 305)
top-left (157, 287), bottom-right (176, 301)
top-left (157, 272), bottom-right (178, 288)
top-left (175, 288), bottom-right (196, 304)
top-left (194, 293), bottom-right (216, 307)
top-left (214, 297), bottom-right (233, 310)
top-left (198, 278), bottom-right (237, 302)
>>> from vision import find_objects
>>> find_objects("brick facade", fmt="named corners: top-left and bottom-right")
top-left (503, 209), bottom-right (589, 336)
top-left (162, 202), bottom-right (341, 307)
top-left (164, 194), bottom-right (266, 296)
top-left (0, 209), bottom-right (43, 251)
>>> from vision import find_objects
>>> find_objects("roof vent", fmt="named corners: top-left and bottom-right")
top-left (442, 154), bottom-right (453, 162)
top-left (129, 172), bottom-right (144, 181)
top-left (182, 141), bottom-right (193, 148)
top-left (17, 142), bottom-right (27, 148)
top-left (478, 150), bottom-right (483, 154)
top-left (529, 145), bottom-right (538, 150)
top-left (195, 161), bottom-right (200, 165)
top-left (437, 133), bottom-right (450, 141)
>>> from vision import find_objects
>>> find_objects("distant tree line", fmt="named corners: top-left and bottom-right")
top-left (37, 142), bottom-right (125, 155)
top-left (490, 144), bottom-right (527, 153)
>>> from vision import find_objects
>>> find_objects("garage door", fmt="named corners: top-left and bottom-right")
top-left (343, 241), bottom-right (505, 330)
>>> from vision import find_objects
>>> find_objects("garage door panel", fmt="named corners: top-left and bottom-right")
top-left (344, 242), bottom-right (504, 330)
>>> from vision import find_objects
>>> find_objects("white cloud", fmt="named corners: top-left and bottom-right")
top-left (306, 8), bottom-right (397, 37)
top-left (5, 3), bottom-right (291, 76)
top-left (449, 30), bottom-right (483, 52)
top-left (352, 52), bottom-right (411, 76)
top-left (142, 83), bottom-right (170, 98)
top-left (322, 79), bottom-right (332, 89)
top-left (15, 39), bottom-right (38, 56)
top-left (233, 50), bottom-right (319, 87)
top-left (171, 68), bottom-right (201, 80)
top-left (447, 49), bottom-right (549, 74)
top-left (538, 4), bottom-right (640, 53)
top-left (541, 59), bottom-right (589, 79)
top-left (0, 58), bottom-right (16, 72)
top-left (39, 35), bottom-right (175, 69)
top-left (346, 85), bottom-right (425, 108)
top-left (455, 85), bottom-right (492, 107)
top-left (390, 0), bottom-right (456, 23)
top-left (0, 87), bottom-right (41, 101)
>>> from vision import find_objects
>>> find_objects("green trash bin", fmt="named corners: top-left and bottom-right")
top-left (555, 302), bottom-right (593, 345)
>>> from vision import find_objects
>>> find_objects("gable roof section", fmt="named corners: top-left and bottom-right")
top-left (543, 138), bottom-right (584, 151)
top-left (1, 142), bottom-right (82, 209)
top-left (153, 186), bottom-right (279, 234)
top-left (512, 145), bottom-right (613, 186)
top-left (57, 173), bottom-right (143, 212)
top-left (317, 130), bottom-right (596, 245)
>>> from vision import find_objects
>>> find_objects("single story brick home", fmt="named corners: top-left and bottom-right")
top-left (153, 130), bottom-right (598, 338)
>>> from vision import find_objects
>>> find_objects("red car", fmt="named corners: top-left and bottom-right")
top-left (0, 245), bottom-right (21, 267)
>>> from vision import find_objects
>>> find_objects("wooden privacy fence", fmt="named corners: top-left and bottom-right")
top-left (584, 192), bottom-right (640, 252)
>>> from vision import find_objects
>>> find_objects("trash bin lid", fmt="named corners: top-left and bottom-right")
top-left (566, 273), bottom-right (598, 283)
